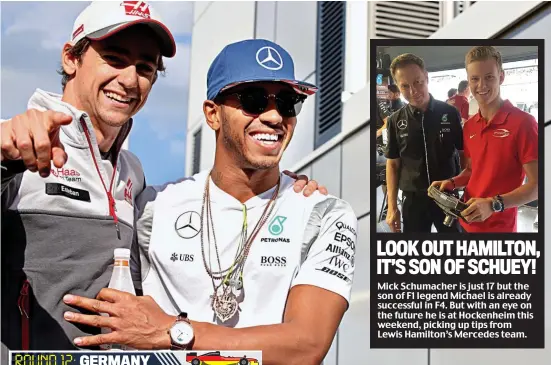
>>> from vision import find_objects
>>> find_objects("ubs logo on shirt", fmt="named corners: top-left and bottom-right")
top-left (170, 253), bottom-right (194, 262)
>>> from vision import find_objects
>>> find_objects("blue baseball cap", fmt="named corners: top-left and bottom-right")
top-left (206, 39), bottom-right (318, 100)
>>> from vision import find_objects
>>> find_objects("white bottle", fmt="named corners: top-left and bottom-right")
top-left (100, 248), bottom-right (136, 351)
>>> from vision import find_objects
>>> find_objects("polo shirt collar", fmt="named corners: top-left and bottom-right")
top-left (473, 99), bottom-right (514, 125)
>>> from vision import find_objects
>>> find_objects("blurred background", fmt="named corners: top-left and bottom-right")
top-left (2, 1), bottom-right (550, 365)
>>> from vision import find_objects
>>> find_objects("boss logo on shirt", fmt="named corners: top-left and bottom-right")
top-left (316, 266), bottom-right (351, 283)
top-left (260, 256), bottom-right (287, 267)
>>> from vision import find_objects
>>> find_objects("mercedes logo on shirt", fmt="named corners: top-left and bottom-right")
top-left (397, 119), bottom-right (408, 130)
top-left (256, 46), bottom-right (283, 70)
top-left (174, 211), bottom-right (201, 239)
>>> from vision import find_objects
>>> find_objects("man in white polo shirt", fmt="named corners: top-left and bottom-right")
top-left (63, 39), bottom-right (357, 364)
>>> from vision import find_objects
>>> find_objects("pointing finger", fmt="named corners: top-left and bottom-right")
top-left (47, 111), bottom-right (73, 130)
top-left (1, 124), bottom-right (20, 161)
top-left (31, 120), bottom-right (52, 177)
top-left (12, 117), bottom-right (37, 172)
top-left (51, 146), bottom-right (68, 168)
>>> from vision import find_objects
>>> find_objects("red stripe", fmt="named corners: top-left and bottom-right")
top-left (18, 280), bottom-right (30, 350)
top-left (80, 119), bottom-right (119, 226)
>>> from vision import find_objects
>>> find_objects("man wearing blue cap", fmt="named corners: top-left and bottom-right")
top-left (63, 39), bottom-right (357, 364)
top-left (1, 2), bottom-right (321, 355)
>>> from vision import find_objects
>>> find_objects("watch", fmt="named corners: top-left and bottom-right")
top-left (168, 312), bottom-right (195, 350)
top-left (491, 195), bottom-right (504, 212)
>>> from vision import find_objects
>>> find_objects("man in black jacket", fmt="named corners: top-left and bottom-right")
top-left (384, 53), bottom-right (464, 233)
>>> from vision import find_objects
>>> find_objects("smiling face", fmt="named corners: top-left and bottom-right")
top-left (212, 82), bottom-right (299, 170)
top-left (62, 25), bottom-right (161, 128)
top-left (394, 64), bottom-right (430, 109)
top-left (466, 58), bottom-right (504, 108)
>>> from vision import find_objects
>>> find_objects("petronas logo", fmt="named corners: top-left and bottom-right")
top-left (269, 216), bottom-right (287, 236)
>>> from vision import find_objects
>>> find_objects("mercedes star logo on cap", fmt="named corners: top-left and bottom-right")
top-left (256, 46), bottom-right (283, 71)
top-left (174, 211), bottom-right (201, 239)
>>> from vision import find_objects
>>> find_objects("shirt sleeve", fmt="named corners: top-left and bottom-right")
top-left (516, 115), bottom-right (538, 164)
top-left (291, 198), bottom-right (358, 305)
top-left (131, 185), bottom-right (159, 291)
top-left (384, 114), bottom-right (400, 159)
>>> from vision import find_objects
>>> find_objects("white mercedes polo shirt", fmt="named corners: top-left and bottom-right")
top-left (133, 170), bottom-right (357, 327)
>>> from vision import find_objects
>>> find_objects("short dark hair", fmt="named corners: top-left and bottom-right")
top-left (57, 38), bottom-right (92, 91)
top-left (57, 36), bottom-right (166, 91)
top-left (387, 84), bottom-right (399, 94)
top-left (390, 53), bottom-right (426, 81)
top-left (447, 88), bottom-right (457, 98)
top-left (458, 80), bottom-right (469, 93)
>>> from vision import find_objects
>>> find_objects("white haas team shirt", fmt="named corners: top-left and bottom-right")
top-left (132, 170), bottom-right (358, 327)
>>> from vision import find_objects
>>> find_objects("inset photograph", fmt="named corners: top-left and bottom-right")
top-left (372, 41), bottom-right (542, 233)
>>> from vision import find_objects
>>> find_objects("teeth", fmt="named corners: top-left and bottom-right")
top-left (105, 91), bottom-right (132, 103)
top-left (252, 133), bottom-right (278, 141)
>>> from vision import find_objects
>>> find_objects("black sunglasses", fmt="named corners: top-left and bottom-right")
top-left (219, 87), bottom-right (307, 118)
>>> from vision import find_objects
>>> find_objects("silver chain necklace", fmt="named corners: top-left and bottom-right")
top-left (200, 171), bottom-right (280, 322)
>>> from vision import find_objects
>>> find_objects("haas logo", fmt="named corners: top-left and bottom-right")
top-left (124, 178), bottom-right (133, 205)
top-left (122, 1), bottom-right (151, 19)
